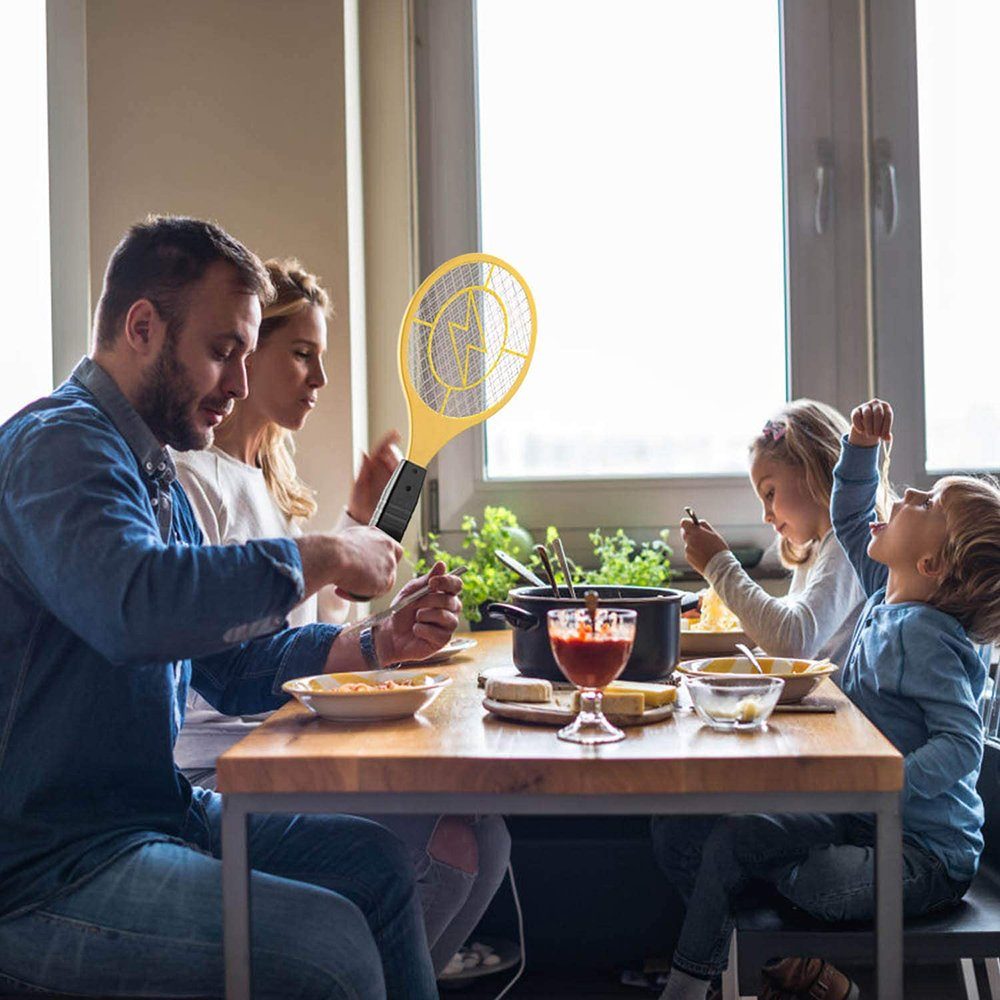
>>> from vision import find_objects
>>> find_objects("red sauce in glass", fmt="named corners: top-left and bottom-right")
top-left (551, 633), bottom-right (633, 688)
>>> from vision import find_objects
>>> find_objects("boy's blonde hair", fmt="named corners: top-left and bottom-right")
top-left (750, 399), bottom-right (892, 567)
top-left (935, 476), bottom-right (1000, 643)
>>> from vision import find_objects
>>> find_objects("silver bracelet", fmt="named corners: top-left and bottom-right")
top-left (358, 625), bottom-right (381, 671)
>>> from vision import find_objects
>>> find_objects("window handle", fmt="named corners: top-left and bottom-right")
top-left (814, 139), bottom-right (834, 235)
top-left (874, 138), bottom-right (898, 238)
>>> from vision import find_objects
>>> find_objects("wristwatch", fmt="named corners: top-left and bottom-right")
top-left (359, 624), bottom-right (381, 671)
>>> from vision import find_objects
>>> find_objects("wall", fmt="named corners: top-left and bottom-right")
top-left (85, 0), bottom-right (359, 529)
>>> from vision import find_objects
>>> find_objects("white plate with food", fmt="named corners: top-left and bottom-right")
top-left (680, 586), bottom-right (751, 655)
top-left (399, 636), bottom-right (477, 666)
top-left (282, 669), bottom-right (451, 722)
top-left (677, 656), bottom-right (838, 704)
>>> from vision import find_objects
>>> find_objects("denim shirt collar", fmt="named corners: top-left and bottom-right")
top-left (70, 357), bottom-right (176, 489)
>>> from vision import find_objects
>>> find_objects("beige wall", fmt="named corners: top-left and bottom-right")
top-left (85, 0), bottom-right (359, 530)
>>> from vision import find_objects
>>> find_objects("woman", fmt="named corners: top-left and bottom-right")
top-left (173, 258), bottom-right (510, 974)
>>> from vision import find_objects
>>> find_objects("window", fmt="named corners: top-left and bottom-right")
top-left (415, 1), bottom-right (867, 549)
top-left (475, 1), bottom-right (786, 480)
top-left (0, 2), bottom-right (52, 422)
top-left (914, 0), bottom-right (1000, 472)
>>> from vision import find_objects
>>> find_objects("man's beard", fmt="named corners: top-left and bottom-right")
top-left (135, 336), bottom-right (209, 451)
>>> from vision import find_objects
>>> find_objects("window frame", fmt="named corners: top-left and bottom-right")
top-left (414, 0), bottom-right (871, 561)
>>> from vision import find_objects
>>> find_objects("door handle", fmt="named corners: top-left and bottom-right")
top-left (874, 138), bottom-right (899, 238)
top-left (814, 138), bottom-right (834, 235)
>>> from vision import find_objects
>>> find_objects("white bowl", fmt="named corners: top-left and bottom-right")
top-left (282, 669), bottom-right (451, 722)
top-left (685, 675), bottom-right (784, 731)
top-left (677, 656), bottom-right (838, 704)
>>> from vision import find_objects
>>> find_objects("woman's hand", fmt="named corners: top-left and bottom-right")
top-left (681, 517), bottom-right (730, 577)
top-left (347, 430), bottom-right (403, 524)
top-left (849, 398), bottom-right (893, 449)
top-left (374, 562), bottom-right (463, 665)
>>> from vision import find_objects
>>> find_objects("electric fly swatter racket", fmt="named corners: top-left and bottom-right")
top-left (369, 253), bottom-right (537, 541)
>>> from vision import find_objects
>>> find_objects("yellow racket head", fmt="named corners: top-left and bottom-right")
top-left (398, 253), bottom-right (536, 467)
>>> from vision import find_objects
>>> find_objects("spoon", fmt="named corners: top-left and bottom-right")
top-left (533, 544), bottom-right (560, 598)
top-left (551, 536), bottom-right (577, 599)
top-left (735, 642), bottom-right (765, 675)
top-left (494, 548), bottom-right (546, 589)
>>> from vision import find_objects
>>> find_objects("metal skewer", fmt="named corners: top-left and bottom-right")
top-left (552, 536), bottom-right (576, 599)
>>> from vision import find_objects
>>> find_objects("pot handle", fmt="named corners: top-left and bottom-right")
top-left (484, 603), bottom-right (539, 631)
top-left (679, 591), bottom-right (700, 613)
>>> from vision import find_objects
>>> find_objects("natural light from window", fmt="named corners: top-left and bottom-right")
top-left (0, 4), bottom-right (52, 423)
top-left (476, 0), bottom-right (786, 479)
top-left (916, 0), bottom-right (1000, 471)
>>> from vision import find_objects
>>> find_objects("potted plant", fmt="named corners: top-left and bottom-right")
top-left (548, 526), bottom-right (673, 588)
top-left (413, 506), bottom-right (535, 629)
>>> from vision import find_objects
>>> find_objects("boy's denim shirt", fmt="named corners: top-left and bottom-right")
top-left (0, 358), bottom-right (339, 919)
top-left (832, 437), bottom-right (986, 882)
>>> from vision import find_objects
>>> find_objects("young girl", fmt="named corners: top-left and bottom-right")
top-left (681, 399), bottom-right (878, 669)
top-left (173, 259), bottom-right (510, 975)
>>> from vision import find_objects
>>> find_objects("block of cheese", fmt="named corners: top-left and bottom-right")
top-left (572, 689), bottom-right (645, 717)
top-left (604, 680), bottom-right (677, 709)
top-left (485, 676), bottom-right (553, 703)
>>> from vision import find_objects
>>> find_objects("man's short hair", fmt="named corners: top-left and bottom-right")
top-left (93, 215), bottom-right (275, 349)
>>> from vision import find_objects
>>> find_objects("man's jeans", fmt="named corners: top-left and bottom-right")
top-left (651, 813), bottom-right (970, 979)
top-left (0, 788), bottom-right (438, 999)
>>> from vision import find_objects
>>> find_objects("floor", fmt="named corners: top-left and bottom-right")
top-left (455, 961), bottom-right (982, 998)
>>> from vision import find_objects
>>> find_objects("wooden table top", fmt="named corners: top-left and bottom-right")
top-left (217, 631), bottom-right (903, 796)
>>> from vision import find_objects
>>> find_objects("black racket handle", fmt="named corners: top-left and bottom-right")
top-left (370, 460), bottom-right (427, 542)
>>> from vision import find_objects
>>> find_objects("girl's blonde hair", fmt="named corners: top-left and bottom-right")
top-left (750, 399), bottom-right (891, 567)
top-left (223, 258), bottom-right (332, 522)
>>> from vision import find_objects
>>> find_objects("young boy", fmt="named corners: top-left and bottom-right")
top-left (654, 397), bottom-right (1000, 1000)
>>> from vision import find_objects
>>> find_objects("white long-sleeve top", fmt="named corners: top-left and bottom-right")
top-left (171, 446), bottom-right (359, 770)
top-left (702, 529), bottom-right (866, 668)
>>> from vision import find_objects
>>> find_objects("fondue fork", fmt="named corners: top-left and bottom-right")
top-left (533, 544), bottom-right (560, 598)
top-left (339, 565), bottom-right (469, 638)
top-left (551, 536), bottom-right (577, 599)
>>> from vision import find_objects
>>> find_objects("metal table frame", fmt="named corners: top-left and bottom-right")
top-left (221, 788), bottom-right (902, 999)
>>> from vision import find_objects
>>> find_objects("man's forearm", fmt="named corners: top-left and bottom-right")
top-left (295, 534), bottom-right (340, 600)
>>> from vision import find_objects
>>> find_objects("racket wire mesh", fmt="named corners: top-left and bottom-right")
top-left (406, 260), bottom-right (533, 419)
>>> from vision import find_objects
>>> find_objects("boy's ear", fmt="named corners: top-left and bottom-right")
top-left (917, 551), bottom-right (946, 580)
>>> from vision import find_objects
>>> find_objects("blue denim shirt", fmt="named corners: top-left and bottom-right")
top-left (832, 438), bottom-right (985, 881)
top-left (0, 358), bottom-right (339, 919)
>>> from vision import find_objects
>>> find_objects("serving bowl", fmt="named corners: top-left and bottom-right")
top-left (679, 629), bottom-right (753, 656)
top-left (282, 669), bottom-right (451, 722)
top-left (685, 675), bottom-right (784, 731)
top-left (677, 656), bottom-right (838, 704)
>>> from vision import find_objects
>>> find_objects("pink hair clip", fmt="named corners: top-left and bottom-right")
top-left (762, 419), bottom-right (787, 442)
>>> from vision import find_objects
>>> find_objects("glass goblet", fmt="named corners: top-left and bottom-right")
top-left (547, 607), bottom-right (637, 745)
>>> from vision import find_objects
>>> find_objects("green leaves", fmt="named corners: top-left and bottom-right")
top-left (550, 527), bottom-right (674, 589)
top-left (412, 506), bottom-right (531, 622)
top-left (411, 511), bottom-right (674, 625)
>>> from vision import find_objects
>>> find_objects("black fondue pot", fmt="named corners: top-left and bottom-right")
top-left (485, 585), bottom-right (699, 683)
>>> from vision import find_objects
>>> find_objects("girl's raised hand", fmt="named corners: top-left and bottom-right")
top-left (681, 517), bottom-right (730, 577)
top-left (347, 429), bottom-right (404, 524)
top-left (849, 398), bottom-right (894, 449)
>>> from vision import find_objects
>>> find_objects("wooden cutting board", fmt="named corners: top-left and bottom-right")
top-left (482, 689), bottom-right (675, 728)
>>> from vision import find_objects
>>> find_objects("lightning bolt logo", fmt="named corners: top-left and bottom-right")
top-left (447, 291), bottom-right (488, 388)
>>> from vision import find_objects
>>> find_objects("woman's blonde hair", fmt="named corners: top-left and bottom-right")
top-left (934, 476), bottom-right (1000, 643)
top-left (750, 399), bottom-right (891, 567)
top-left (223, 258), bottom-right (332, 522)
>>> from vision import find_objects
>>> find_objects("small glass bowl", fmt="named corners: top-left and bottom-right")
top-left (685, 675), bottom-right (785, 731)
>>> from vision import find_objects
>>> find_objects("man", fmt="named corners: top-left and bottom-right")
top-left (0, 216), bottom-right (460, 998)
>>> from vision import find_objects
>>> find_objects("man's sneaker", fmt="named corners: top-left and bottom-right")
top-left (760, 957), bottom-right (860, 1000)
